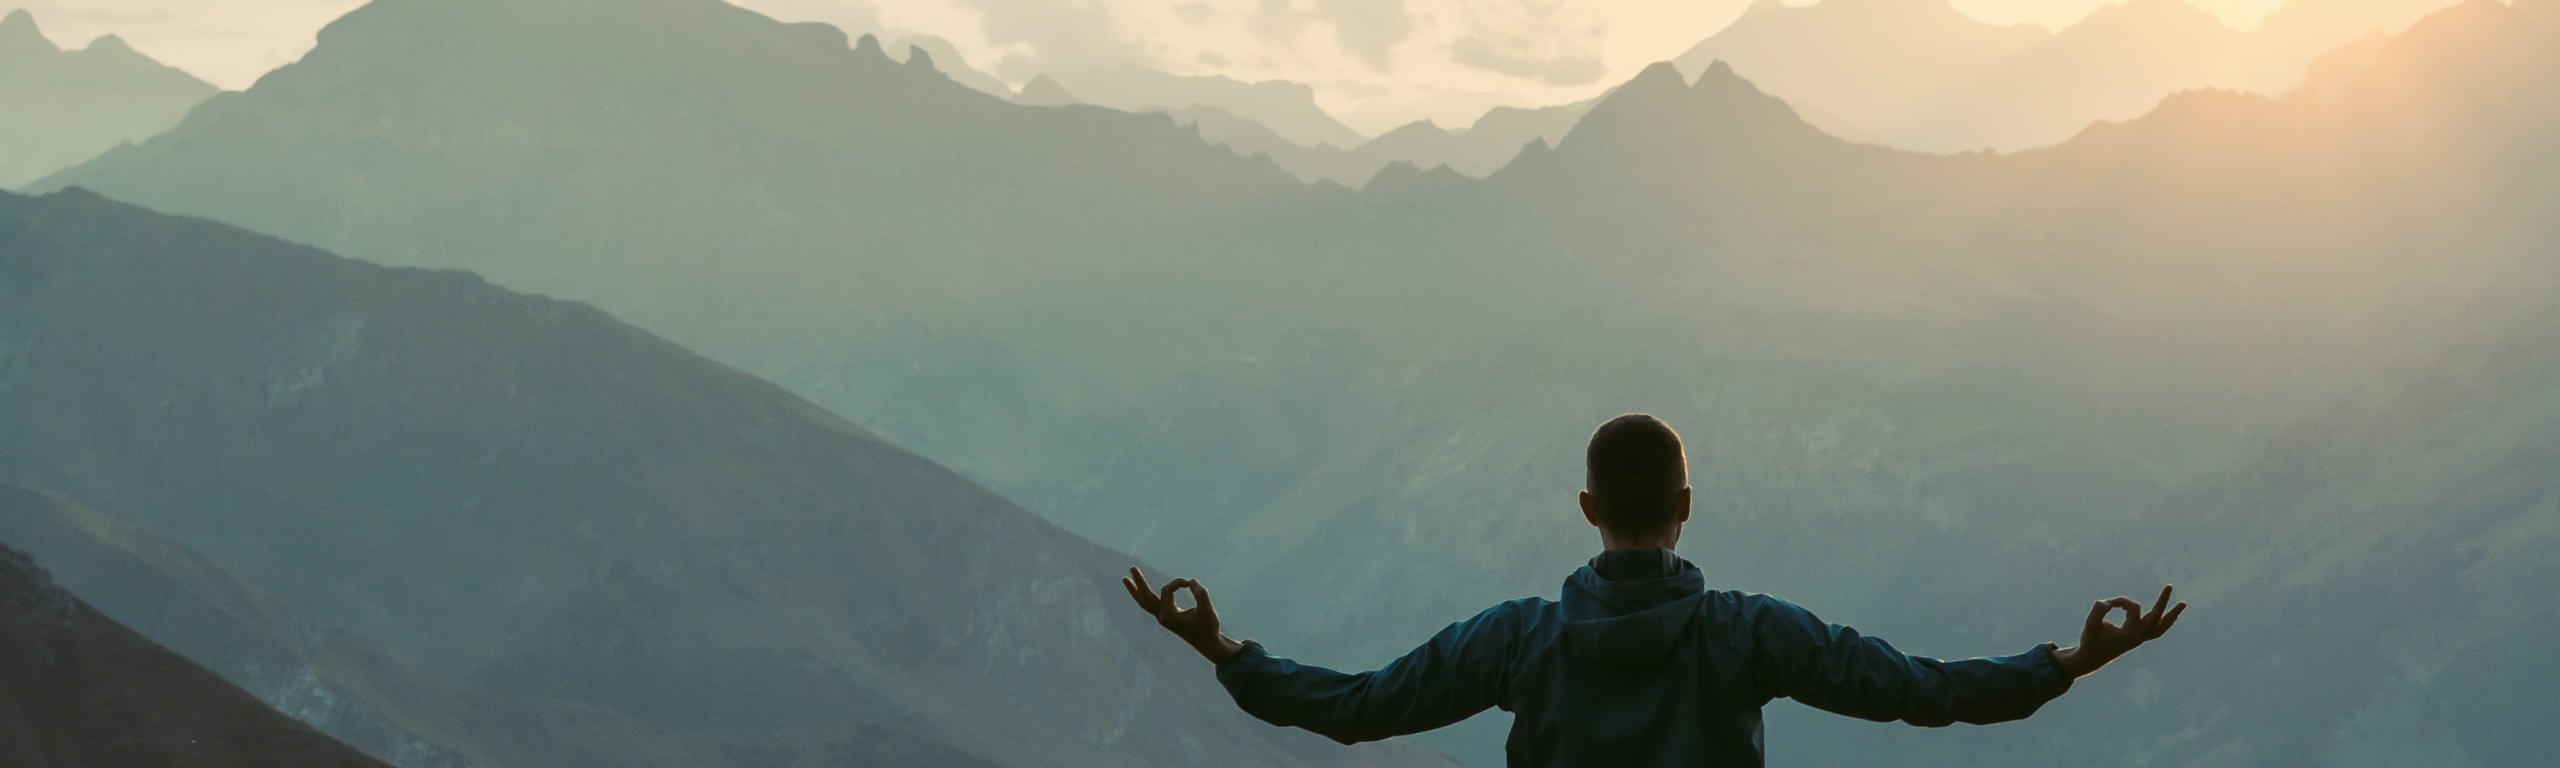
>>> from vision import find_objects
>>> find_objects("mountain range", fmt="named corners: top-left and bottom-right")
top-left (1037, 66), bottom-right (1369, 150)
top-left (0, 518), bottom-right (387, 768)
top-left (1677, 0), bottom-right (2465, 152)
top-left (22, 0), bottom-right (2560, 765)
top-left (0, 186), bottom-right (1449, 767)
top-left (1159, 97), bottom-right (1591, 187)
top-left (888, 34), bottom-right (1013, 99)
top-left (0, 9), bottom-right (214, 187)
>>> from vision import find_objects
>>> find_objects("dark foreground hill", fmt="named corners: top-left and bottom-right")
top-left (0, 187), bottom-right (1449, 768)
top-left (0, 481), bottom-right (805, 768)
top-left (0, 530), bottom-right (387, 768)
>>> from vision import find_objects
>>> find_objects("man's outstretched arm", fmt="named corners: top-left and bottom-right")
top-left (1750, 584), bottom-right (2186, 727)
top-left (1121, 566), bottom-right (1514, 744)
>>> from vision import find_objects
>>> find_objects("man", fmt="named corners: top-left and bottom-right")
top-left (1122, 413), bottom-right (2185, 766)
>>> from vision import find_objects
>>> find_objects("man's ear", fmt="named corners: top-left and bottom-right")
top-left (1579, 490), bottom-right (1602, 528)
top-left (1674, 487), bottom-right (1693, 525)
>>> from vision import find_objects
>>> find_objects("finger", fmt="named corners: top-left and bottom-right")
top-left (1186, 581), bottom-right (1214, 614)
top-left (2085, 600), bottom-right (2110, 633)
top-left (2156, 602), bottom-right (2187, 635)
top-left (1121, 577), bottom-right (1151, 612)
top-left (1160, 581), bottom-right (1187, 616)
top-left (2105, 597), bottom-right (2144, 629)
top-left (2147, 585), bottom-right (2174, 622)
top-left (1127, 568), bottom-right (1160, 611)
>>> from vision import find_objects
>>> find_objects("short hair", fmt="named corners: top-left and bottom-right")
top-left (1584, 414), bottom-right (1689, 533)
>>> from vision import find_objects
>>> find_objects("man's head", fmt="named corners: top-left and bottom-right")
top-left (1579, 414), bottom-right (1692, 547)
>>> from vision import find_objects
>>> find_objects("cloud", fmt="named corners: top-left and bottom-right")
top-left (1450, 35), bottom-right (1602, 86)
top-left (1248, 0), bottom-right (1415, 71)
top-left (67, 4), bottom-right (168, 25)
top-left (1444, 0), bottom-right (1609, 86)
top-left (958, 0), bottom-right (1139, 73)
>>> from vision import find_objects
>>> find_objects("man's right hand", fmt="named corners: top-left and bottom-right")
top-left (2054, 585), bottom-right (2185, 678)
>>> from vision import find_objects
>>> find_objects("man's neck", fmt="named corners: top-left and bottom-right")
top-left (1599, 531), bottom-right (1678, 551)
top-left (1589, 547), bottom-right (1689, 581)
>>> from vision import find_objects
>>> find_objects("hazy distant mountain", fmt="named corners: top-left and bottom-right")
top-left (1047, 66), bottom-right (1367, 149)
top-left (0, 187), bottom-right (1448, 768)
top-left (0, 531), bottom-right (387, 768)
top-left (1675, 0), bottom-right (2047, 151)
top-left (2293, 27), bottom-right (2394, 100)
top-left (889, 34), bottom-right (1012, 98)
top-left (0, 9), bottom-right (214, 187)
top-left (1013, 72), bottom-right (1077, 106)
top-left (1344, 101), bottom-right (1591, 181)
top-left (1168, 98), bottom-right (1588, 186)
top-left (1176, 80), bottom-right (1876, 187)
top-left (1674, 0), bottom-right (2461, 152)
top-left (2256, 0), bottom-right (2464, 54)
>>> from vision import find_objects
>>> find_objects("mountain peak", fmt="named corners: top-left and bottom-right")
top-left (1737, 0), bottom-right (1795, 22)
top-left (1627, 60), bottom-right (1690, 93)
top-left (1360, 160), bottom-right (1469, 197)
top-left (1527, 53), bottom-right (1819, 177)
top-left (0, 8), bottom-right (54, 55)
top-left (81, 33), bottom-right (135, 56)
top-left (1374, 119), bottom-right (1454, 143)
top-left (1693, 59), bottom-right (1767, 99)
top-left (853, 32), bottom-right (884, 59)
top-left (903, 44), bottom-right (938, 75)
top-left (1016, 73), bottom-right (1077, 106)
top-left (1579, 60), bottom-right (1701, 124)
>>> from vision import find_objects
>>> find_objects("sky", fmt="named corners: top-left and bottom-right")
top-left (7, 0), bottom-right (2298, 134)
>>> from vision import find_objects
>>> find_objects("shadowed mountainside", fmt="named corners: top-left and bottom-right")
top-left (0, 187), bottom-right (1450, 768)
top-left (0, 481), bottom-right (963, 768)
top-left (0, 533), bottom-right (389, 768)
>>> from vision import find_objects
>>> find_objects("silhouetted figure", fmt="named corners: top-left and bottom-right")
top-left (1123, 413), bottom-right (2184, 766)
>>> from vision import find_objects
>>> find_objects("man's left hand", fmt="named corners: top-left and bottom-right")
top-left (1123, 566), bottom-right (1245, 665)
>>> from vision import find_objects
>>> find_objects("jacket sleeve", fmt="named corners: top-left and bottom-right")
top-left (1214, 601), bottom-right (1526, 744)
top-left (1742, 594), bottom-right (2073, 726)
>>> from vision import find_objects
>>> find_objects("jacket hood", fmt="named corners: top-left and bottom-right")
top-left (1559, 549), bottom-right (1707, 670)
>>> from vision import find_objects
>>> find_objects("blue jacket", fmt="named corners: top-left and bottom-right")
top-left (1216, 549), bottom-right (2074, 766)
